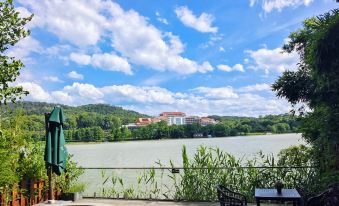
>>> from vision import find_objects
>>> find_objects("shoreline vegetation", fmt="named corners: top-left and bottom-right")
top-left (65, 132), bottom-right (297, 145)
top-left (0, 102), bottom-right (300, 143)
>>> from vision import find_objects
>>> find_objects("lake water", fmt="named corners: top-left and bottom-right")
top-left (67, 133), bottom-right (305, 167)
top-left (66, 133), bottom-right (306, 197)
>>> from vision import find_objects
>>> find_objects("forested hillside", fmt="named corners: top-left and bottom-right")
top-left (0, 101), bottom-right (299, 142)
top-left (1, 101), bottom-right (146, 124)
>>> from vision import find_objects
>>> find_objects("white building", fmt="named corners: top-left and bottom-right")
top-left (160, 112), bottom-right (186, 125)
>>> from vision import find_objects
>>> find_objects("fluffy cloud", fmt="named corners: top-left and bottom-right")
top-left (19, 82), bottom-right (291, 117)
top-left (155, 12), bottom-right (169, 25)
top-left (18, 0), bottom-right (108, 46)
top-left (91, 53), bottom-right (132, 74)
top-left (193, 86), bottom-right (238, 99)
top-left (238, 83), bottom-right (271, 92)
top-left (20, 0), bottom-right (213, 75)
top-left (106, 3), bottom-right (213, 74)
top-left (245, 47), bottom-right (298, 73)
top-left (17, 82), bottom-right (51, 102)
top-left (6, 36), bottom-right (42, 61)
top-left (217, 64), bottom-right (245, 72)
top-left (250, 0), bottom-right (313, 13)
top-left (69, 53), bottom-right (91, 65)
top-left (175, 6), bottom-right (218, 33)
top-left (69, 52), bottom-right (132, 74)
top-left (43, 76), bottom-right (63, 83)
top-left (101, 85), bottom-right (176, 104)
top-left (67, 71), bottom-right (84, 80)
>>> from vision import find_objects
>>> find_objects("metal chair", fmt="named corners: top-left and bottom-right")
top-left (216, 184), bottom-right (247, 206)
top-left (306, 183), bottom-right (339, 206)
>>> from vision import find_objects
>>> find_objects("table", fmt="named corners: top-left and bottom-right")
top-left (255, 188), bottom-right (301, 206)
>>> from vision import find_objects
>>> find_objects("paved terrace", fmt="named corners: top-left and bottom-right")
top-left (35, 198), bottom-right (296, 206)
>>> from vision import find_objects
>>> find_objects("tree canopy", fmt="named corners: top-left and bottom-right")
top-left (272, 9), bottom-right (339, 176)
top-left (0, 0), bottom-right (32, 104)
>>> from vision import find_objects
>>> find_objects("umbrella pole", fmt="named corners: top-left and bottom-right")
top-left (48, 166), bottom-right (54, 201)
top-left (45, 113), bottom-right (54, 203)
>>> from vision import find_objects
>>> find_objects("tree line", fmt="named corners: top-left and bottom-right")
top-left (6, 102), bottom-right (299, 142)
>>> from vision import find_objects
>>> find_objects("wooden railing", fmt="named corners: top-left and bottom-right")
top-left (0, 179), bottom-right (61, 206)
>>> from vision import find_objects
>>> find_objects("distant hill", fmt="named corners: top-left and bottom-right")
top-left (1, 101), bottom-right (148, 121)
top-left (0, 101), bottom-right (299, 142)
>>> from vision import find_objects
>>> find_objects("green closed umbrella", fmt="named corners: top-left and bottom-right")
top-left (44, 106), bottom-right (68, 175)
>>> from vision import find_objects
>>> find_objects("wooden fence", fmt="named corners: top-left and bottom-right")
top-left (0, 179), bottom-right (61, 206)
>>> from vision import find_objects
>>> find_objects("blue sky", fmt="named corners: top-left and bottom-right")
top-left (10, 0), bottom-right (338, 116)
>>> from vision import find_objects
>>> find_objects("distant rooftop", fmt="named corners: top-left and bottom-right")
top-left (160, 112), bottom-right (186, 116)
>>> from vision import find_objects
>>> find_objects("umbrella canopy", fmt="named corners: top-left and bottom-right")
top-left (44, 107), bottom-right (68, 175)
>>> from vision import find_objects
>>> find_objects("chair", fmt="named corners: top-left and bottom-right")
top-left (216, 184), bottom-right (247, 206)
top-left (306, 183), bottom-right (339, 206)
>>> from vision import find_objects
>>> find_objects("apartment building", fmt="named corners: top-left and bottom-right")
top-left (160, 112), bottom-right (186, 125)
top-left (185, 116), bottom-right (201, 124)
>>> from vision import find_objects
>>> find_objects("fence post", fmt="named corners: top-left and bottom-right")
top-left (19, 179), bottom-right (26, 206)
top-left (12, 184), bottom-right (18, 206)
top-left (29, 179), bottom-right (34, 206)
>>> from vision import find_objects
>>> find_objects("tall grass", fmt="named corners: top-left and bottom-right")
top-left (96, 144), bottom-right (315, 202)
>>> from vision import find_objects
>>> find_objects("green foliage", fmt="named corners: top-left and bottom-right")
top-left (0, 102), bottom-right (299, 142)
top-left (94, 145), bottom-right (315, 202)
top-left (172, 145), bottom-right (315, 201)
top-left (0, 108), bottom-right (85, 200)
top-left (129, 114), bottom-right (298, 141)
top-left (272, 9), bottom-right (339, 184)
top-left (0, 110), bottom-right (28, 188)
top-left (0, 0), bottom-right (32, 104)
top-left (17, 142), bottom-right (47, 180)
top-left (57, 155), bottom-right (85, 193)
top-left (2, 102), bottom-right (145, 124)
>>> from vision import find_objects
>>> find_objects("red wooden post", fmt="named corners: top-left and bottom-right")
top-left (29, 179), bottom-right (34, 206)
top-left (12, 185), bottom-right (18, 206)
top-left (1, 193), bottom-right (6, 206)
top-left (19, 179), bottom-right (26, 206)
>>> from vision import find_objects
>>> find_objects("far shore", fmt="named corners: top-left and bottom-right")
top-left (65, 132), bottom-right (298, 145)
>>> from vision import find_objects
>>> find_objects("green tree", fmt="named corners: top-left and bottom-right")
top-left (0, 0), bottom-right (32, 104)
top-left (272, 9), bottom-right (339, 178)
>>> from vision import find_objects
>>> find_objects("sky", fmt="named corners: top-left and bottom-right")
top-left (9, 0), bottom-right (338, 117)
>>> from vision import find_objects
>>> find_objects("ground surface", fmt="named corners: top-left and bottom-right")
top-left (34, 198), bottom-right (295, 206)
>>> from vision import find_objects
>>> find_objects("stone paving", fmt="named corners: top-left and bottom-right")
top-left (34, 198), bottom-right (296, 206)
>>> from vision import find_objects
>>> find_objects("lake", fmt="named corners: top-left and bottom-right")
top-left (66, 133), bottom-right (306, 197)
top-left (67, 133), bottom-right (305, 167)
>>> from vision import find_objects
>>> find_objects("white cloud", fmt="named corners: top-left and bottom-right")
top-left (43, 76), bottom-right (63, 83)
top-left (155, 12), bottom-right (169, 25)
top-left (217, 64), bottom-right (245, 72)
top-left (69, 53), bottom-right (91, 65)
top-left (69, 52), bottom-right (132, 75)
top-left (193, 86), bottom-right (238, 99)
top-left (175, 6), bottom-right (218, 33)
top-left (238, 83), bottom-right (271, 92)
top-left (219, 47), bottom-right (225, 52)
top-left (245, 47), bottom-right (298, 73)
top-left (63, 82), bottom-right (104, 102)
top-left (67, 71), bottom-right (84, 80)
top-left (106, 3), bottom-right (213, 74)
top-left (91, 53), bottom-right (132, 74)
top-left (45, 44), bottom-right (72, 58)
top-left (18, 82), bottom-right (291, 117)
top-left (18, 82), bottom-right (51, 102)
top-left (6, 36), bottom-right (42, 61)
top-left (18, 0), bottom-right (108, 46)
top-left (20, 0), bottom-right (213, 75)
top-left (250, 0), bottom-right (314, 13)
top-left (101, 85), bottom-right (176, 104)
